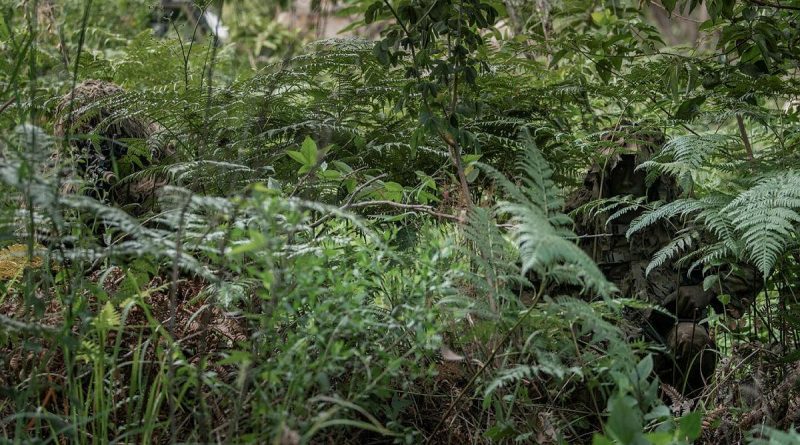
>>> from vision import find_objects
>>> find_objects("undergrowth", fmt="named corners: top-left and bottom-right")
top-left (2, 0), bottom-right (800, 443)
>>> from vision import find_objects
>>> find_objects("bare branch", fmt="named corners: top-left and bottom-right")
top-left (347, 200), bottom-right (461, 221)
top-left (0, 97), bottom-right (14, 116)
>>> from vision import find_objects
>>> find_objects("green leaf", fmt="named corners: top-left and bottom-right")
top-left (287, 150), bottom-right (309, 166)
top-left (0, 16), bottom-right (9, 40)
top-left (484, 422), bottom-right (515, 441)
top-left (319, 169), bottom-right (342, 180)
top-left (674, 95), bottom-right (706, 121)
top-left (365, 1), bottom-right (382, 24)
top-left (644, 432), bottom-right (675, 445)
top-left (666, 64), bottom-right (680, 99)
top-left (373, 41), bottom-right (390, 65)
top-left (94, 301), bottom-right (121, 331)
top-left (218, 350), bottom-right (252, 367)
top-left (703, 274), bottom-right (719, 292)
top-left (698, 19), bottom-right (716, 32)
top-left (635, 355), bottom-right (653, 378)
top-left (332, 160), bottom-right (353, 174)
top-left (592, 434), bottom-right (614, 445)
top-left (383, 181), bottom-right (404, 202)
top-left (463, 154), bottom-right (482, 164)
top-left (721, 0), bottom-right (735, 18)
top-left (465, 165), bottom-right (479, 183)
top-left (595, 59), bottom-right (613, 83)
top-left (550, 49), bottom-right (569, 68)
top-left (778, 349), bottom-right (800, 364)
top-left (301, 136), bottom-right (318, 164)
top-left (678, 411), bottom-right (702, 441)
top-left (606, 395), bottom-right (642, 444)
top-left (753, 35), bottom-right (773, 72)
top-left (644, 404), bottom-right (672, 421)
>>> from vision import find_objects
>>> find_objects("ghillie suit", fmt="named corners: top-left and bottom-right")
top-left (565, 122), bottom-right (758, 394)
top-left (54, 80), bottom-right (173, 215)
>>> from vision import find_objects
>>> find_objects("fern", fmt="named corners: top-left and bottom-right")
top-left (479, 133), bottom-right (615, 297)
top-left (462, 206), bottom-right (523, 313)
top-left (626, 198), bottom-right (705, 238)
top-left (638, 134), bottom-right (736, 191)
top-left (723, 171), bottom-right (800, 276)
top-left (484, 361), bottom-right (583, 396)
top-left (626, 168), bottom-right (800, 277)
top-left (645, 228), bottom-right (698, 276)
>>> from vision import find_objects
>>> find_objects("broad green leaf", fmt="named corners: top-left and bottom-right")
top-left (301, 136), bottom-right (318, 164)
top-left (484, 422), bottom-right (515, 441)
top-left (465, 165), bottom-right (479, 183)
top-left (678, 411), bottom-right (702, 441)
top-left (319, 169), bottom-right (342, 180)
top-left (332, 160), bottom-right (353, 173)
top-left (595, 59), bottom-right (613, 83)
top-left (383, 181), bottom-right (404, 202)
top-left (644, 432), bottom-right (675, 445)
top-left (606, 395), bottom-right (642, 444)
top-left (287, 150), bottom-right (309, 166)
top-left (636, 355), bottom-right (653, 378)
top-left (463, 154), bottom-right (482, 164)
top-left (592, 434), bottom-right (614, 445)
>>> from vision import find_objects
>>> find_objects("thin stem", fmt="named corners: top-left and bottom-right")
top-left (736, 113), bottom-right (755, 162)
top-left (0, 97), bottom-right (14, 116)
top-left (381, 0), bottom-right (420, 78)
top-left (167, 194), bottom-right (191, 444)
top-left (447, 0), bottom-right (472, 210)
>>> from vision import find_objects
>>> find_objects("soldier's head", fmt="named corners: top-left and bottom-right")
top-left (607, 153), bottom-right (647, 196)
top-left (599, 122), bottom-right (666, 199)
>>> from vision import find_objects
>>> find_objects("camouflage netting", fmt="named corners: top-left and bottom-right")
top-left (53, 80), bottom-right (173, 215)
top-left (565, 122), bottom-right (760, 394)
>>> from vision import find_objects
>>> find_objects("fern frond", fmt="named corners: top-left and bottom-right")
top-left (723, 171), bottom-right (800, 276)
top-left (626, 198), bottom-right (703, 238)
top-left (646, 229), bottom-right (698, 276)
top-left (479, 135), bottom-right (615, 297)
top-left (638, 134), bottom-right (735, 190)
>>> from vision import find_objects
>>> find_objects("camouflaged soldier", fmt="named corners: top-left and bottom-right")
top-left (565, 122), bottom-right (758, 394)
top-left (54, 80), bottom-right (174, 215)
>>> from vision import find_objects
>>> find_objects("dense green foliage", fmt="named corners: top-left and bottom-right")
top-left (1, 0), bottom-right (800, 443)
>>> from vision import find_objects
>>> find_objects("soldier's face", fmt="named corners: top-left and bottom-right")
top-left (607, 154), bottom-right (647, 196)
